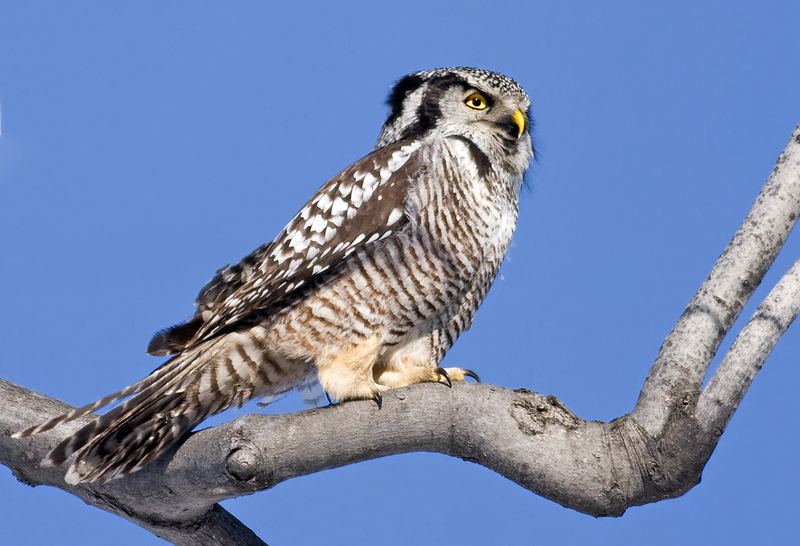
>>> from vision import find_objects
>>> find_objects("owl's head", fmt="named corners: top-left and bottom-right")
top-left (376, 67), bottom-right (533, 171)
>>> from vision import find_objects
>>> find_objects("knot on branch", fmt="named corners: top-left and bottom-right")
top-left (227, 445), bottom-right (260, 482)
top-left (226, 428), bottom-right (264, 484)
top-left (678, 391), bottom-right (701, 416)
top-left (510, 390), bottom-right (580, 436)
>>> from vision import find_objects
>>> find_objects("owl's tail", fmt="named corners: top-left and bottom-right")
top-left (14, 349), bottom-right (213, 484)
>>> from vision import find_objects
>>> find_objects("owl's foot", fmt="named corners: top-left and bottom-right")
top-left (374, 365), bottom-right (480, 390)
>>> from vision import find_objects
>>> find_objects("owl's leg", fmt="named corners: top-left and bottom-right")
top-left (315, 336), bottom-right (387, 404)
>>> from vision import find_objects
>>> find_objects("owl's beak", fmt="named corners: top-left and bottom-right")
top-left (513, 110), bottom-right (525, 138)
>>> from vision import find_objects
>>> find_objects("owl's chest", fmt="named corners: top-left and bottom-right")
top-left (408, 156), bottom-right (518, 268)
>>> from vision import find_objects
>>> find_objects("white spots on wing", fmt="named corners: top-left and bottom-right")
top-left (385, 142), bottom-right (420, 174)
top-left (363, 172), bottom-right (378, 190)
top-left (316, 193), bottom-right (332, 211)
top-left (247, 141), bottom-right (423, 296)
top-left (288, 258), bottom-right (303, 272)
top-left (332, 196), bottom-right (348, 216)
top-left (310, 231), bottom-right (327, 245)
top-left (285, 278), bottom-right (306, 293)
top-left (305, 246), bottom-right (319, 261)
top-left (350, 185), bottom-right (364, 207)
top-left (310, 215), bottom-right (327, 233)
top-left (387, 207), bottom-right (403, 226)
top-left (272, 246), bottom-right (292, 264)
top-left (361, 185), bottom-right (374, 202)
top-left (288, 230), bottom-right (309, 252)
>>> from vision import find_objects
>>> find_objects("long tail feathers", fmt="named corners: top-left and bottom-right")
top-left (15, 350), bottom-right (210, 484)
top-left (13, 373), bottom-right (166, 439)
top-left (60, 390), bottom-right (195, 484)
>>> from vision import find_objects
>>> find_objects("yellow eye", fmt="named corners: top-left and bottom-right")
top-left (465, 93), bottom-right (488, 110)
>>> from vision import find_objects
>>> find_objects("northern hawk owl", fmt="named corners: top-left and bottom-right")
top-left (16, 67), bottom-right (535, 484)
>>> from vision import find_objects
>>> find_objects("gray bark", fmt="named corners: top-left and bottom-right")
top-left (2, 124), bottom-right (799, 546)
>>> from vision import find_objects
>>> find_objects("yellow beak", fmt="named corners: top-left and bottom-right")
top-left (513, 109), bottom-right (525, 137)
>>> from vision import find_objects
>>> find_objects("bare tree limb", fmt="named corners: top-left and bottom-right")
top-left (633, 125), bottom-right (800, 436)
top-left (698, 255), bottom-right (800, 431)
top-left (1, 125), bottom-right (798, 545)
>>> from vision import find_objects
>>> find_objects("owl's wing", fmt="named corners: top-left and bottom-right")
top-left (147, 139), bottom-right (423, 356)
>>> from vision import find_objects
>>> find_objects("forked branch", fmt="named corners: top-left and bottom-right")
top-left (2, 124), bottom-right (799, 546)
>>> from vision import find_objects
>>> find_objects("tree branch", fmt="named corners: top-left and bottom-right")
top-left (633, 124), bottom-right (800, 436)
top-left (698, 255), bottom-right (800, 431)
top-left (0, 377), bottom-right (699, 521)
top-left (2, 125), bottom-right (799, 545)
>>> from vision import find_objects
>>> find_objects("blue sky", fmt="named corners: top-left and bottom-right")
top-left (2, 2), bottom-right (799, 544)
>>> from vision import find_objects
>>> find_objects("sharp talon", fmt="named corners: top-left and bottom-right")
top-left (463, 369), bottom-right (481, 383)
top-left (373, 391), bottom-right (382, 409)
top-left (435, 367), bottom-right (452, 387)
